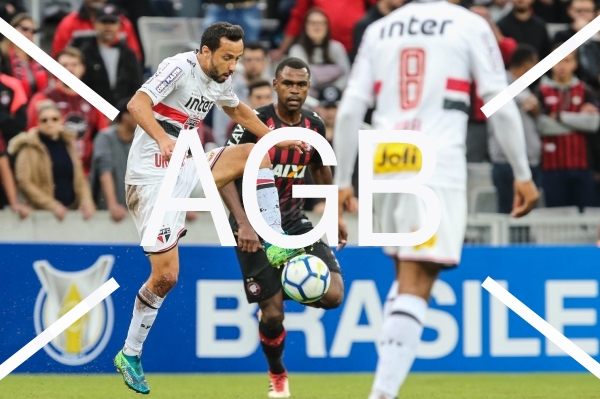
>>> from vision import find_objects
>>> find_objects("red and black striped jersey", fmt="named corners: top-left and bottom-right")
top-left (226, 103), bottom-right (326, 231)
top-left (537, 78), bottom-right (594, 171)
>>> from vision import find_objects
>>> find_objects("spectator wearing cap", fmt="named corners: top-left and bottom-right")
top-left (52, 0), bottom-right (142, 61)
top-left (0, 13), bottom-right (49, 100)
top-left (78, 4), bottom-right (142, 107)
top-left (288, 8), bottom-right (351, 97)
top-left (200, 0), bottom-right (262, 43)
top-left (315, 85), bottom-right (341, 143)
top-left (89, 99), bottom-right (133, 221)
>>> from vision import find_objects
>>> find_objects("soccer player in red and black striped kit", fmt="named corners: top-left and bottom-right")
top-left (221, 57), bottom-right (346, 398)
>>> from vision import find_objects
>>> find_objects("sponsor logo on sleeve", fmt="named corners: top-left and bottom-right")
top-left (156, 67), bottom-right (183, 94)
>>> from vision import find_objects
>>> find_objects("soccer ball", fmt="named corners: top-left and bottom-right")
top-left (281, 254), bottom-right (331, 303)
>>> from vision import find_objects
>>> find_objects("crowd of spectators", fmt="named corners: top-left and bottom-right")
top-left (1, 0), bottom-right (600, 224)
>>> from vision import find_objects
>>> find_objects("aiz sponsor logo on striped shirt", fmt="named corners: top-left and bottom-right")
top-left (156, 67), bottom-right (183, 93)
top-left (272, 164), bottom-right (306, 179)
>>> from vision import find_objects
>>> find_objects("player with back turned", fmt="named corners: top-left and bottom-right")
top-left (221, 57), bottom-right (347, 398)
top-left (333, 2), bottom-right (540, 399)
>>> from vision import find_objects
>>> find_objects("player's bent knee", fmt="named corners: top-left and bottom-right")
top-left (260, 309), bottom-right (284, 326)
top-left (149, 270), bottom-right (178, 297)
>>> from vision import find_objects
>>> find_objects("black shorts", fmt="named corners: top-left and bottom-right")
top-left (234, 218), bottom-right (342, 303)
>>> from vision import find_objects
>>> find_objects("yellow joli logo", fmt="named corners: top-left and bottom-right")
top-left (373, 143), bottom-right (422, 174)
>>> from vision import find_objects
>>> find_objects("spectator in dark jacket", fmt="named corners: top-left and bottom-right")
top-left (497, 0), bottom-right (551, 59)
top-left (352, 0), bottom-right (404, 62)
top-left (78, 4), bottom-right (142, 107)
top-left (553, 0), bottom-right (596, 44)
top-left (0, 60), bottom-right (27, 144)
top-left (52, 0), bottom-right (142, 60)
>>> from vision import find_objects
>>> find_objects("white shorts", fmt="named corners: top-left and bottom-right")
top-left (373, 186), bottom-right (467, 267)
top-left (127, 147), bottom-right (225, 254)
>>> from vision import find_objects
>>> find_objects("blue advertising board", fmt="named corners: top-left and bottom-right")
top-left (1, 244), bottom-right (599, 374)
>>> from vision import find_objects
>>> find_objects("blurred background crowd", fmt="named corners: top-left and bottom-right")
top-left (1, 0), bottom-right (600, 226)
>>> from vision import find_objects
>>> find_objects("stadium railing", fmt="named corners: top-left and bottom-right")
top-left (2, 209), bottom-right (600, 246)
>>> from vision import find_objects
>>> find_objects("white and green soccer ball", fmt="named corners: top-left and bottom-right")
top-left (281, 254), bottom-right (331, 303)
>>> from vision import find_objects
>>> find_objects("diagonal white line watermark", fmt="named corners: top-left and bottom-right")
top-left (0, 18), bottom-right (118, 120)
top-left (0, 278), bottom-right (119, 380)
top-left (482, 277), bottom-right (600, 378)
top-left (481, 15), bottom-right (600, 117)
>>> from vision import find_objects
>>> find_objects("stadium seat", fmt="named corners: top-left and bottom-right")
top-left (545, 23), bottom-right (569, 40)
top-left (151, 39), bottom-right (198, 72)
top-left (467, 163), bottom-right (494, 214)
top-left (188, 17), bottom-right (280, 43)
top-left (471, 185), bottom-right (497, 214)
top-left (138, 17), bottom-right (196, 69)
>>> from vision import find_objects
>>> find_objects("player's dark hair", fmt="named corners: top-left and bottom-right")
top-left (298, 8), bottom-right (334, 64)
top-left (275, 57), bottom-right (311, 79)
top-left (244, 41), bottom-right (268, 56)
top-left (201, 22), bottom-right (244, 52)
top-left (248, 80), bottom-right (272, 97)
top-left (509, 44), bottom-right (538, 68)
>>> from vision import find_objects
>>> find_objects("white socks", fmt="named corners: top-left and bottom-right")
top-left (372, 294), bottom-right (428, 398)
top-left (123, 284), bottom-right (164, 356)
top-left (256, 168), bottom-right (284, 234)
top-left (382, 280), bottom-right (399, 321)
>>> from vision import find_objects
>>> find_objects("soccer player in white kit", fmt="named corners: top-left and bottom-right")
top-left (333, 2), bottom-right (540, 398)
top-left (114, 22), bottom-right (306, 394)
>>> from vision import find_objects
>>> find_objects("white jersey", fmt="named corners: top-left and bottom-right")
top-left (125, 51), bottom-right (239, 185)
top-left (349, 1), bottom-right (507, 189)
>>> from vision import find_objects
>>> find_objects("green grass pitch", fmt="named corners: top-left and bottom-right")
top-left (1, 373), bottom-right (599, 398)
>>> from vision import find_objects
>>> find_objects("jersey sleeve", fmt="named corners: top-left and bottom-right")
top-left (138, 57), bottom-right (189, 106)
top-left (215, 78), bottom-right (240, 110)
top-left (226, 121), bottom-right (257, 146)
top-left (468, 17), bottom-right (509, 102)
top-left (310, 113), bottom-right (327, 165)
top-left (344, 24), bottom-right (377, 107)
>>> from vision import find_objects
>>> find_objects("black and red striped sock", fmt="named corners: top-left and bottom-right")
top-left (259, 320), bottom-right (286, 374)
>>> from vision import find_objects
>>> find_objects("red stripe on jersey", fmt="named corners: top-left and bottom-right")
top-left (374, 81), bottom-right (382, 95)
top-left (153, 103), bottom-right (188, 124)
top-left (446, 78), bottom-right (471, 93)
top-left (257, 178), bottom-right (274, 184)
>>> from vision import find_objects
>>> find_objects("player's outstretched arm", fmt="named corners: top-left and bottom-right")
top-left (219, 181), bottom-right (261, 252)
top-left (223, 102), bottom-right (307, 153)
